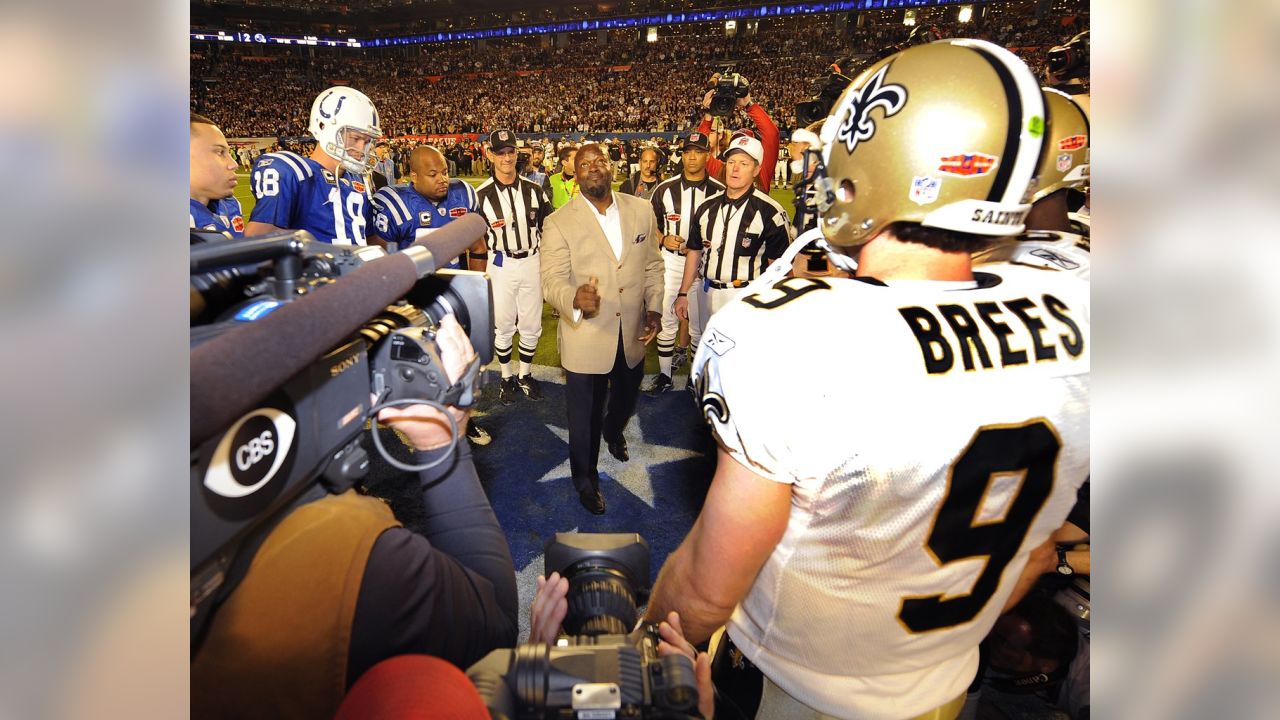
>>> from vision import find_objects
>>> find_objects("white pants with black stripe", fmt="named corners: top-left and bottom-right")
top-left (657, 250), bottom-right (701, 355)
top-left (490, 253), bottom-right (543, 363)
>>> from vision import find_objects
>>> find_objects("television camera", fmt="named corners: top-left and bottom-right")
top-left (189, 223), bottom-right (493, 649)
top-left (468, 533), bottom-right (701, 719)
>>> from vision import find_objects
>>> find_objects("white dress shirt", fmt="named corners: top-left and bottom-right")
top-left (572, 193), bottom-right (623, 321)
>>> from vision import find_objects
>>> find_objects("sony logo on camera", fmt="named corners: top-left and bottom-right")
top-left (204, 408), bottom-right (298, 500)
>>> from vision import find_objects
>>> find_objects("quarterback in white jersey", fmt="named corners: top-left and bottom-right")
top-left (645, 40), bottom-right (1089, 720)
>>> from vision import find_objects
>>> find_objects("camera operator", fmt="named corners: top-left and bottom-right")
top-left (696, 74), bottom-right (780, 193)
top-left (192, 315), bottom-right (519, 720)
top-left (529, 572), bottom-right (716, 720)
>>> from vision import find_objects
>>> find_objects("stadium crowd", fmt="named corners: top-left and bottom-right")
top-left (192, 8), bottom-right (1086, 139)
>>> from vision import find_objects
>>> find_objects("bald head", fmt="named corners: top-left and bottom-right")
top-left (410, 145), bottom-right (450, 201)
top-left (574, 143), bottom-right (606, 173)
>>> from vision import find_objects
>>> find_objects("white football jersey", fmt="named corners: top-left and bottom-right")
top-left (974, 230), bottom-right (1091, 279)
top-left (694, 264), bottom-right (1090, 719)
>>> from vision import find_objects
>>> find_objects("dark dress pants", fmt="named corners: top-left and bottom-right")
top-left (564, 329), bottom-right (645, 494)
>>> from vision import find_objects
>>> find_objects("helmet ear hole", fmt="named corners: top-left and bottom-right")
top-left (837, 179), bottom-right (856, 203)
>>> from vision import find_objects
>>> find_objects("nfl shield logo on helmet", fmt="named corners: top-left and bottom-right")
top-left (1056, 153), bottom-right (1073, 172)
top-left (419, 211), bottom-right (432, 227)
top-left (909, 176), bottom-right (942, 205)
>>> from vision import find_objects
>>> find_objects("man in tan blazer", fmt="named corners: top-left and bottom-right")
top-left (541, 143), bottom-right (664, 514)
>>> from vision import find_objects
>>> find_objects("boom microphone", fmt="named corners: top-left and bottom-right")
top-left (190, 213), bottom-right (487, 446)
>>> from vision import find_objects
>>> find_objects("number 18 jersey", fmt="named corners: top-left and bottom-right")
top-left (693, 264), bottom-right (1090, 719)
top-left (248, 151), bottom-right (371, 246)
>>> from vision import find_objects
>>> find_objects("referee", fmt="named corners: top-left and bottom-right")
top-left (475, 128), bottom-right (551, 405)
top-left (674, 135), bottom-right (793, 332)
top-left (644, 131), bottom-right (723, 394)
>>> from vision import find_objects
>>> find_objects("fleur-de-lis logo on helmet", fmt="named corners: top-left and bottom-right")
top-left (834, 63), bottom-right (908, 153)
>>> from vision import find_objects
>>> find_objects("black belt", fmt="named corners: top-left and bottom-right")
top-left (707, 279), bottom-right (747, 289)
top-left (505, 247), bottom-right (538, 259)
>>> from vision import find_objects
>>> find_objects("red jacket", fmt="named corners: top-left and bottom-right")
top-left (699, 103), bottom-right (780, 193)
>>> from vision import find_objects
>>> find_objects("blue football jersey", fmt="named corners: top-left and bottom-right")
top-left (189, 197), bottom-right (245, 238)
top-left (248, 151), bottom-right (372, 246)
top-left (371, 179), bottom-right (478, 268)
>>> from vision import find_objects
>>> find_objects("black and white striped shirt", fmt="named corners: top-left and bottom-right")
top-left (650, 174), bottom-right (725, 246)
top-left (475, 175), bottom-right (549, 255)
top-left (687, 188), bottom-right (793, 284)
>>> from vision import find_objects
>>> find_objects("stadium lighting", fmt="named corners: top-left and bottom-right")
top-left (958, 6), bottom-right (973, 23)
top-left (903, 11), bottom-right (916, 27)
top-left (646, 27), bottom-right (657, 43)
top-left (725, 20), bottom-right (736, 30)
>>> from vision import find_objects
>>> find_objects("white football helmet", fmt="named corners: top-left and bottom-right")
top-left (309, 86), bottom-right (382, 176)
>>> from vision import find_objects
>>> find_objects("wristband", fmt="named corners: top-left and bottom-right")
top-left (677, 292), bottom-right (688, 297)
top-left (469, 251), bottom-right (488, 259)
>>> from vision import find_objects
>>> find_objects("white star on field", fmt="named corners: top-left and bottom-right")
top-left (535, 422), bottom-right (701, 508)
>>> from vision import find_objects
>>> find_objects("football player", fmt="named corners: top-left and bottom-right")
top-left (645, 39), bottom-right (1089, 720)
top-left (370, 145), bottom-right (484, 267)
top-left (189, 114), bottom-right (244, 238)
top-left (245, 86), bottom-right (381, 245)
top-left (975, 88), bottom-right (1091, 279)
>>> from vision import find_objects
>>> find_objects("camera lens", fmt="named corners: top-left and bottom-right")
top-left (564, 567), bottom-right (637, 636)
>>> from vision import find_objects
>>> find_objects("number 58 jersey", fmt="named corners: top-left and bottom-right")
top-left (693, 265), bottom-right (1089, 719)
top-left (248, 151), bottom-right (371, 245)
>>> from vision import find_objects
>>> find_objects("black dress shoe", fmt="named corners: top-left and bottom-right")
top-left (579, 488), bottom-right (606, 514)
top-left (605, 435), bottom-right (629, 462)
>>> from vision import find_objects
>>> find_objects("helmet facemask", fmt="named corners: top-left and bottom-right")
top-left (322, 125), bottom-right (381, 176)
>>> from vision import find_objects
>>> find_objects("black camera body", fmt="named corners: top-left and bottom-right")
top-left (468, 533), bottom-right (701, 719)
top-left (190, 231), bottom-right (493, 646)
top-left (1047, 31), bottom-right (1089, 85)
top-left (709, 73), bottom-right (750, 117)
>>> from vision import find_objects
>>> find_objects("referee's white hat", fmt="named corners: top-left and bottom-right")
top-left (724, 135), bottom-right (764, 165)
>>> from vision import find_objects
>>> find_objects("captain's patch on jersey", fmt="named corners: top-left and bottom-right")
top-left (702, 328), bottom-right (736, 356)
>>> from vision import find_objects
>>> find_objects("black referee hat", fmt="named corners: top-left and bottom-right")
top-left (489, 129), bottom-right (517, 152)
top-left (682, 131), bottom-right (710, 151)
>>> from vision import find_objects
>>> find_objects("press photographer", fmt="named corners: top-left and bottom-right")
top-left (468, 533), bottom-right (715, 720)
top-left (695, 72), bottom-right (780, 193)
top-left (190, 219), bottom-right (519, 719)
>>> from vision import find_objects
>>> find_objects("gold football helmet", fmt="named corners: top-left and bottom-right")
top-left (812, 39), bottom-right (1047, 251)
top-left (1032, 87), bottom-right (1090, 202)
